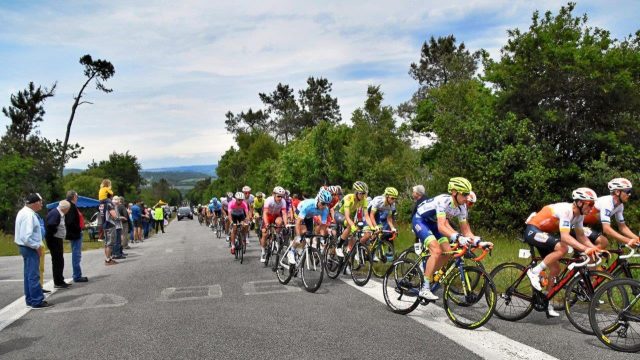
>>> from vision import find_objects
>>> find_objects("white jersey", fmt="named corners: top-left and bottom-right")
top-left (264, 196), bottom-right (286, 215)
top-left (414, 194), bottom-right (467, 223)
top-left (584, 195), bottom-right (624, 225)
top-left (367, 195), bottom-right (396, 213)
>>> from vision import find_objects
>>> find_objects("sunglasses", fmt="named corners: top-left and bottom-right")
top-left (461, 192), bottom-right (470, 196)
top-left (623, 189), bottom-right (632, 195)
top-left (319, 202), bottom-right (329, 206)
top-left (388, 197), bottom-right (397, 201)
top-left (356, 192), bottom-right (366, 196)
top-left (275, 195), bottom-right (282, 198)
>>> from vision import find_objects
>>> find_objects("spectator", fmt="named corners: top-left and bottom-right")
top-left (131, 200), bottom-right (143, 243)
top-left (411, 185), bottom-right (427, 219)
top-left (142, 204), bottom-right (150, 239)
top-left (117, 197), bottom-right (131, 252)
top-left (97, 179), bottom-right (113, 241)
top-left (103, 192), bottom-right (119, 265)
top-left (36, 211), bottom-right (49, 293)
top-left (15, 193), bottom-right (53, 308)
top-left (64, 191), bottom-right (88, 283)
top-left (112, 196), bottom-right (127, 260)
top-left (154, 205), bottom-right (165, 234)
top-left (45, 200), bottom-right (72, 289)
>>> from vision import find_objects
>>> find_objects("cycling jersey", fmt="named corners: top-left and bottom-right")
top-left (228, 199), bottom-right (249, 216)
top-left (264, 196), bottom-right (286, 216)
top-left (207, 203), bottom-right (214, 213)
top-left (253, 197), bottom-right (265, 210)
top-left (333, 193), bottom-right (368, 215)
top-left (367, 195), bottom-right (397, 223)
top-left (526, 202), bottom-right (583, 233)
top-left (413, 194), bottom-right (467, 223)
top-left (297, 199), bottom-right (328, 223)
top-left (582, 195), bottom-right (624, 225)
top-left (221, 198), bottom-right (229, 212)
top-left (212, 200), bottom-right (222, 211)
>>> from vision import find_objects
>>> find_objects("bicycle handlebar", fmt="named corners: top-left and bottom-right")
top-left (619, 245), bottom-right (638, 259)
top-left (568, 253), bottom-right (602, 270)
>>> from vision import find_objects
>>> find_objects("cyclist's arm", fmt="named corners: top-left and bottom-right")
top-left (343, 207), bottom-right (355, 228)
top-left (613, 222), bottom-right (639, 244)
top-left (386, 213), bottom-right (396, 231)
top-left (363, 207), bottom-right (375, 229)
top-left (459, 220), bottom-right (475, 238)
top-left (262, 207), bottom-right (269, 226)
top-left (560, 228), bottom-right (592, 252)
top-left (368, 208), bottom-right (378, 229)
top-left (294, 215), bottom-right (304, 236)
top-left (281, 207), bottom-right (288, 224)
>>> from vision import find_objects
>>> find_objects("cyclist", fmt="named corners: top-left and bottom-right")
top-left (210, 197), bottom-right (223, 229)
top-left (206, 199), bottom-right (215, 227)
top-left (228, 192), bottom-right (249, 255)
top-left (288, 189), bottom-right (332, 264)
top-left (284, 190), bottom-right (294, 221)
top-left (524, 188), bottom-right (600, 316)
top-left (333, 181), bottom-right (374, 258)
top-left (221, 192), bottom-right (232, 242)
top-left (579, 178), bottom-right (639, 249)
top-left (253, 192), bottom-right (265, 220)
top-left (413, 177), bottom-right (489, 300)
top-left (259, 187), bottom-right (289, 262)
top-left (367, 187), bottom-right (399, 235)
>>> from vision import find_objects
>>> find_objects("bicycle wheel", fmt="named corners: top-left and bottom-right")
top-left (382, 260), bottom-right (422, 314)
top-left (239, 232), bottom-right (245, 264)
top-left (301, 248), bottom-right (324, 293)
top-left (613, 264), bottom-right (640, 281)
top-left (443, 265), bottom-right (496, 329)
top-left (276, 259), bottom-right (293, 285)
top-left (264, 235), bottom-right (273, 268)
top-left (324, 240), bottom-right (343, 279)
top-left (371, 240), bottom-right (395, 278)
top-left (589, 278), bottom-right (640, 353)
top-left (490, 262), bottom-right (534, 321)
top-left (351, 245), bottom-right (372, 286)
top-left (565, 270), bottom-right (614, 334)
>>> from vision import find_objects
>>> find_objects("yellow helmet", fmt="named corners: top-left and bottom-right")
top-left (447, 177), bottom-right (472, 194)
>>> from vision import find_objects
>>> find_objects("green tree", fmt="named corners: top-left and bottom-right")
top-left (298, 77), bottom-right (341, 127)
top-left (61, 55), bottom-right (115, 175)
top-left (0, 154), bottom-right (35, 232)
top-left (483, 2), bottom-right (640, 183)
top-left (88, 151), bottom-right (144, 199)
top-left (259, 83), bottom-right (300, 144)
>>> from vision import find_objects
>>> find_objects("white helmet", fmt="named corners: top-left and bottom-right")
top-left (235, 192), bottom-right (245, 200)
top-left (273, 186), bottom-right (286, 195)
top-left (467, 191), bottom-right (477, 204)
top-left (608, 178), bottom-right (632, 191)
top-left (572, 188), bottom-right (597, 202)
top-left (242, 186), bottom-right (251, 192)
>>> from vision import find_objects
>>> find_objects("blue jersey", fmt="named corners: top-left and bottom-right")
top-left (297, 199), bottom-right (328, 223)
top-left (211, 200), bottom-right (222, 211)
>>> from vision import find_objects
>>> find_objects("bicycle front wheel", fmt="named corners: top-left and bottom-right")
top-left (239, 232), bottom-right (245, 264)
top-left (301, 248), bottom-right (324, 293)
top-left (443, 266), bottom-right (496, 329)
top-left (351, 246), bottom-right (372, 286)
top-left (565, 270), bottom-right (614, 334)
top-left (490, 262), bottom-right (534, 321)
top-left (382, 260), bottom-right (422, 314)
top-left (324, 241), bottom-right (343, 279)
top-left (371, 240), bottom-right (395, 278)
top-left (612, 263), bottom-right (640, 281)
top-left (589, 278), bottom-right (640, 353)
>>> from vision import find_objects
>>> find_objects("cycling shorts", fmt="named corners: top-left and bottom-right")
top-left (214, 210), bottom-right (222, 217)
top-left (569, 226), bottom-right (601, 244)
top-left (231, 213), bottom-right (246, 224)
top-left (523, 224), bottom-right (560, 258)
top-left (412, 217), bottom-right (447, 246)
top-left (262, 213), bottom-right (280, 228)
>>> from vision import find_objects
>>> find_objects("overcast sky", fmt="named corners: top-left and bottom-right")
top-left (1, 1), bottom-right (638, 169)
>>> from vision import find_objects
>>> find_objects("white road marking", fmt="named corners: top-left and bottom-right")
top-left (45, 293), bottom-right (127, 314)
top-left (243, 280), bottom-right (302, 295)
top-left (341, 279), bottom-right (559, 360)
top-left (158, 285), bottom-right (222, 302)
top-left (0, 279), bottom-right (24, 282)
top-left (0, 280), bottom-right (55, 332)
top-left (165, 248), bottom-right (174, 253)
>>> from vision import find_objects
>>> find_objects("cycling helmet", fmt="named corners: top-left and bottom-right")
top-left (608, 178), bottom-right (632, 191)
top-left (328, 186), bottom-right (339, 195)
top-left (467, 191), bottom-right (477, 204)
top-left (353, 181), bottom-right (369, 194)
top-left (335, 185), bottom-right (343, 194)
top-left (317, 189), bottom-right (332, 204)
top-left (212, 197), bottom-right (218, 202)
top-left (235, 192), bottom-right (245, 200)
top-left (285, 190), bottom-right (290, 197)
top-left (256, 192), bottom-right (264, 197)
top-left (226, 192), bottom-right (233, 198)
top-left (242, 186), bottom-right (251, 192)
top-left (384, 187), bottom-right (399, 197)
top-left (572, 188), bottom-right (597, 202)
top-left (209, 199), bottom-right (214, 204)
top-left (272, 186), bottom-right (286, 196)
top-left (448, 177), bottom-right (472, 194)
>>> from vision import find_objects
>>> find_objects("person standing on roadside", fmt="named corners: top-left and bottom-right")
top-left (117, 197), bottom-right (131, 251)
top-left (103, 192), bottom-right (119, 265)
top-left (64, 191), bottom-right (88, 283)
top-left (142, 204), bottom-right (150, 239)
top-left (45, 200), bottom-right (72, 289)
top-left (112, 196), bottom-right (126, 260)
top-left (15, 193), bottom-right (53, 308)
top-left (131, 200), bottom-right (143, 243)
top-left (154, 205), bottom-right (165, 234)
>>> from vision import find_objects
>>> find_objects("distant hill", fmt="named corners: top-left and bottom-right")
top-left (144, 164), bottom-right (217, 177)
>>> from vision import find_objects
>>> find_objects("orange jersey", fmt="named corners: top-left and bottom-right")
top-left (527, 203), bottom-right (583, 233)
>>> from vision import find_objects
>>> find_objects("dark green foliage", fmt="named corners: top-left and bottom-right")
top-left (87, 151), bottom-right (144, 200)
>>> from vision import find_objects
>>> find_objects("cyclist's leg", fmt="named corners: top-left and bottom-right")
top-left (525, 225), bottom-right (566, 292)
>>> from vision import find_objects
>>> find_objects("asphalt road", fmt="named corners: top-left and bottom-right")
top-left (0, 220), bottom-right (636, 359)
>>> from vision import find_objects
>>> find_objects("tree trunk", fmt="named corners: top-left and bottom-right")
top-left (60, 75), bottom-right (94, 177)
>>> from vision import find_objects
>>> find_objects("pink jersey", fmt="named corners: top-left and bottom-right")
top-left (228, 199), bottom-right (249, 215)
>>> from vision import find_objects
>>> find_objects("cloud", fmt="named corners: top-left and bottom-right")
top-left (0, 0), bottom-right (638, 168)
